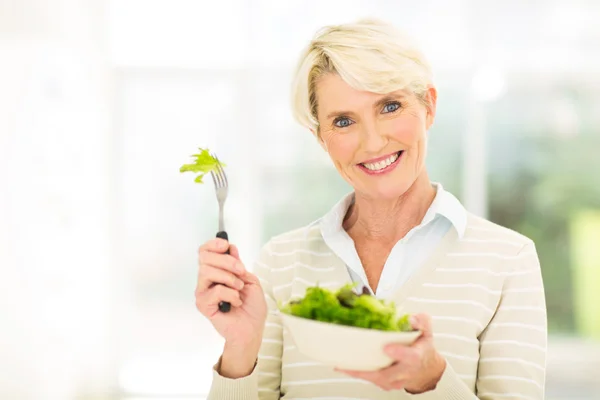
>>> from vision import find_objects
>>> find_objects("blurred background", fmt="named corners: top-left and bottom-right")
top-left (1, 0), bottom-right (599, 399)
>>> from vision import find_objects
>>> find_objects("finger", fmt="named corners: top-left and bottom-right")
top-left (384, 343), bottom-right (410, 360)
top-left (195, 285), bottom-right (243, 315)
top-left (410, 313), bottom-right (433, 338)
top-left (199, 238), bottom-right (231, 254)
top-left (239, 270), bottom-right (261, 286)
top-left (197, 265), bottom-right (245, 293)
top-left (200, 251), bottom-right (246, 275)
top-left (334, 368), bottom-right (376, 381)
top-left (385, 344), bottom-right (420, 369)
top-left (381, 361), bottom-right (411, 383)
top-left (228, 244), bottom-right (240, 260)
top-left (337, 369), bottom-right (394, 392)
top-left (389, 380), bottom-right (405, 390)
top-left (362, 359), bottom-right (410, 383)
top-left (206, 285), bottom-right (243, 309)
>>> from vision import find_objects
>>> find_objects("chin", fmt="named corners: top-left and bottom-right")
top-left (357, 180), bottom-right (414, 201)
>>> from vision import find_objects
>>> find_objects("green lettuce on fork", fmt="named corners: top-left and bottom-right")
top-left (280, 284), bottom-right (413, 332)
top-left (179, 148), bottom-right (224, 183)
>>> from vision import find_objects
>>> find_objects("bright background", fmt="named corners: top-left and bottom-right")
top-left (1, 0), bottom-right (600, 399)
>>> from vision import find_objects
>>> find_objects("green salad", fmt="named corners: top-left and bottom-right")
top-left (179, 148), bottom-right (224, 184)
top-left (280, 284), bottom-right (413, 332)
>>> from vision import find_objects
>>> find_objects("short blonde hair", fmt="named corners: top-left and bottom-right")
top-left (291, 18), bottom-right (433, 132)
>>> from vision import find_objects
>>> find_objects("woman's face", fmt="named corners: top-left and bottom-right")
top-left (314, 73), bottom-right (437, 200)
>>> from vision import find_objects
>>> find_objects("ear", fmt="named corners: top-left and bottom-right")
top-left (424, 86), bottom-right (438, 130)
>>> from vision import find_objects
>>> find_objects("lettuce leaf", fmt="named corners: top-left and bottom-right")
top-left (281, 284), bottom-right (413, 332)
top-left (179, 148), bottom-right (225, 184)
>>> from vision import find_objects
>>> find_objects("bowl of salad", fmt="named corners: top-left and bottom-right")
top-left (279, 284), bottom-right (421, 371)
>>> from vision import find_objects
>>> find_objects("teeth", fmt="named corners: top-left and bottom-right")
top-left (363, 152), bottom-right (399, 171)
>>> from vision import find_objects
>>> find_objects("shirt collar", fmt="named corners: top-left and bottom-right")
top-left (318, 182), bottom-right (467, 239)
top-left (427, 183), bottom-right (467, 238)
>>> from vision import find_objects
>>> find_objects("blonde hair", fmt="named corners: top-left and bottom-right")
top-left (291, 18), bottom-right (433, 132)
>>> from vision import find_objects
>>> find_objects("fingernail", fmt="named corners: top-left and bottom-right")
top-left (409, 316), bottom-right (418, 327)
top-left (237, 280), bottom-right (245, 290)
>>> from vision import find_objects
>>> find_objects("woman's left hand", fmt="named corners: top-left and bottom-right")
top-left (336, 314), bottom-right (446, 393)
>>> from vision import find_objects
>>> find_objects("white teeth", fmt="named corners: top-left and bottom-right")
top-left (363, 152), bottom-right (400, 171)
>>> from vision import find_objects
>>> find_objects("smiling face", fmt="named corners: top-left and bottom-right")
top-left (314, 73), bottom-right (437, 200)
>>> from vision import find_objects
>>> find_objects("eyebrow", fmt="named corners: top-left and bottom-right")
top-left (325, 93), bottom-right (406, 120)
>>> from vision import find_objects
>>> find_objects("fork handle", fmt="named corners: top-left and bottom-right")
top-left (216, 231), bottom-right (232, 313)
top-left (216, 231), bottom-right (230, 255)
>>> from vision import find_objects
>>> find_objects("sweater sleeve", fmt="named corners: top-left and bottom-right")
top-left (415, 362), bottom-right (478, 399)
top-left (475, 242), bottom-right (547, 399)
top-left (207, 243), bottom-right (283, 400)
top-left (410, 242), bottom-right (547, 400)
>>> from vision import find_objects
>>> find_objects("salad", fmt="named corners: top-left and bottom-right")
top-left (280, 284), bottom-right (413, 332)
top-left (179, 148), bottom-right (224, 184)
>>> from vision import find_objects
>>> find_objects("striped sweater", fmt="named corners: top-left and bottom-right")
top-left (208, 213), bottom-right (547, 400)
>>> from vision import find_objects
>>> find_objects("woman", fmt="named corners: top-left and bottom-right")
top-left (196, 18), bottom-right (547, 399)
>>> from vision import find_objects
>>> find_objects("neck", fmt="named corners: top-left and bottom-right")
top-left (343, 172), bottom-right (436, 243)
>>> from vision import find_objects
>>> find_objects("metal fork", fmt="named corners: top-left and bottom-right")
top-left (210, 154), bottom-right (232, 313)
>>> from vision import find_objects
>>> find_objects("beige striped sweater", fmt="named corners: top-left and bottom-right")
top-left (208, 213), bottom-right (547, 399)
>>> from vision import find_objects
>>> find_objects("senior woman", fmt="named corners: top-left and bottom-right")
top-left (196, 19), bottom-right (547, 399)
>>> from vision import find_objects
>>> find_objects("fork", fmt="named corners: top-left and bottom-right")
top-left (210, 154), bottom-right (232, 313)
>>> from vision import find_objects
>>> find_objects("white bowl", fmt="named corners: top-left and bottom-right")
top-left (280, 313), bottom-right (421, 371)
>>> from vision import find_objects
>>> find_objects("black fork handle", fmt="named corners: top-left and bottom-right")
top-left (216, 231), bottom-right (232, 313)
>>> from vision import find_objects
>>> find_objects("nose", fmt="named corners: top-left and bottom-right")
top-left (359, 120), bottom-right (388, 153)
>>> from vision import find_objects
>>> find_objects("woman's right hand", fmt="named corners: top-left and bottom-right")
top-left (195, 238), bottom-right (268, 370)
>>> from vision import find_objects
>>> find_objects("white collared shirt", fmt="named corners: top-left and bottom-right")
top-left (318, 183), bottom-right (467, 299)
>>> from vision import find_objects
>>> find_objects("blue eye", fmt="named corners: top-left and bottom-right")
top-left (383, 102), bottom-right (401, 113)
top-left (334, 117), bottom-right (353, 128)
